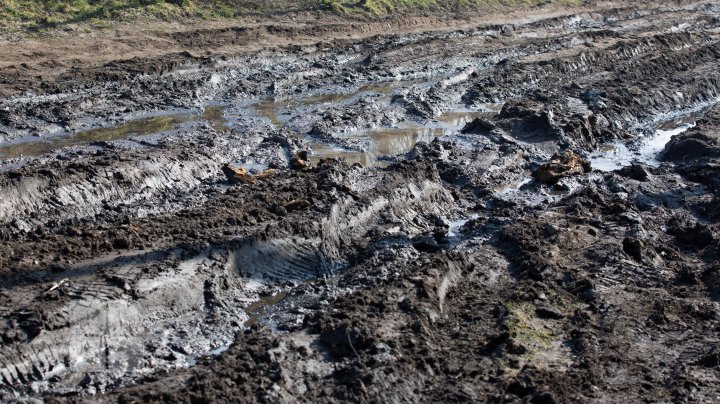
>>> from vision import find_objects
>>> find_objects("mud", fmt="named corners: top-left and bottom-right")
top-left (1, 1), bottom-right (720, 402)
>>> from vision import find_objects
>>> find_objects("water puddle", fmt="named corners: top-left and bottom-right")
top-left (202, 105), bottom-right (231, 132)
top-left (588, 103), bottom-right (718, 171)
top-left (298, 84), bottom-right (394, 107)
top-left (206, 345), bottom-right (231, 357)
top-left (243, 292), bottom-right (287, 328)
top-left (308, 109), bottom-right (484, 167)
top-left (437, 111), bottom-right (484, 127)
top-left (255, 99), bottom-right (289, 127)
top-left (589, 122), bottom-right (695, 171)
top-left (0, 106), bottom-right (229, 160)
top-left (307, 126), bottom-right (444, 168)
top-left (185, 290), bottom-right (288, 366)
top-left (253, 83), bottom-right (399, 128)
top-left (252, 85), bottom-right (496, 168)
top-left (0, 82), bottom-right (495, 171)
top-left (475, 102), bottom-right (505, 114)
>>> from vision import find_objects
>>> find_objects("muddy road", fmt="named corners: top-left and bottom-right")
top-left (1, 1), bottom-right (720, 402)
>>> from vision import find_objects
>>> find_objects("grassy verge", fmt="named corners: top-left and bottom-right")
top-left (0, 0), bottom-right (584, 31)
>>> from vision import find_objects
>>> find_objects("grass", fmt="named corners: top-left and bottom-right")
top-left (0, 0), bottom-right (201, 29)
top-left (505, 302), bottom-right (555, 349)
top-left (0, 0), bottom-right (585, 31)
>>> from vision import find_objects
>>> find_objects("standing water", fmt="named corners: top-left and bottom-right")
top-left (0, 106), bottom-right (229, 161)
top-left (307, 109), bottom-right (487, 168)
top-left (589, 122), bottom-right (696, 171)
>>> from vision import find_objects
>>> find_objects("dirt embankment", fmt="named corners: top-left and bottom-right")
top-left (1, 1), bottom-right (719, 402)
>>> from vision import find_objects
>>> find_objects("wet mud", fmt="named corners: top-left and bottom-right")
top-left (1, 1), bottom-right (720, 402)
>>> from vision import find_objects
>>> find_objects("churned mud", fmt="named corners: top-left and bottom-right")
top-left (1, 1), bottom-right (720, 402)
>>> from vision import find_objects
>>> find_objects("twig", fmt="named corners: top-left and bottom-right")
top-left (45, 278), bottom-right (69, 295)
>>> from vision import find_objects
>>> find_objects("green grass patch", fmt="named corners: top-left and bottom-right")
top-left (505, 302), bottom-right (555, 349)
top-left (0, 0), bottom-right (586, 31)
top-left (0, 0), bottom-right (198, 30)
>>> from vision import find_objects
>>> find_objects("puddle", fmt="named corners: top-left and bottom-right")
top-left (255, 98), bottom-right (289, 127)
top-left (589, 143), bottom-right (630, 172)
top-left (589, 122), bottom-right (695, 171)
top-left (299, 92), bottom-right (356, 106)
top-left (0, 106), bottom-right (230, 160)
top-left (437, 111), bottom-right (484, 127)
top-left (252, 85), bottom-right (493, 167)
top-left (439, 103), bottom-right (501, 129)
top-left (299, 84), bottom-right (395, 107)
top-left (202, 105), bottom-right (231, 132)
top-left (243, 292), bottom-right (287, 328)
top-left (476, 102), bottom-right (505, 114)
top-left (185, 290), bottom-right (287, 366)
top-left (308, 143), bottom-right (388, 168)
top-left (253, 83), bottom-right (400, 128)
top-left (309, 109), bottom-right (487, 168)
top-left (590, 102), bottom-right (719, 171)
top-left (0, 84), bottom-right (495, 170)
top-left (309, 126), bottom-right (445, 168)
